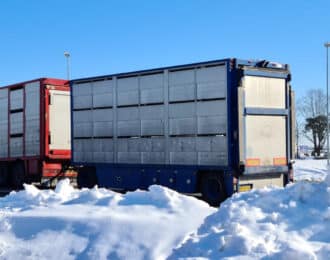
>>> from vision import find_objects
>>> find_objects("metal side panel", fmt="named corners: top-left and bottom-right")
top-left (141, 152), bottom-right (165, 164)
top-left (72, 82), bottom-right (92, 109)
top-left (73, 139), bottom-right (93, 162)
top-left (93, 109), bottom-right (113, 137)
top-left (0, 88), bottom-right (8, 158)
top-left (49, 90), bottom-right (71, 150)
top-left (169, 102), bottom-right (196, 135)
top-left (73, 110), bottom-right (93, 137)
top-left (92, 138), bottom-right (114, 163)
top-left (10, 137), bottom-right (23, 157)
top-left (117, 77), bottom-right (139, 106)
top-left (169, 69), bottom-right (195, 102)
top-left (139, 73), bottom-right (164, 104)
top-left (25, 81), bottom-right (40, 156)
top-left (196, 65), bottom-right (227, 99)
top-left (10, 89), bottom-right (23, 110)
top-left (92, 80), bottom-right (113, 108)
top-left (10, 112), bottom-right (23, 134)
top-left (244, 76), bottom-right (286, 108)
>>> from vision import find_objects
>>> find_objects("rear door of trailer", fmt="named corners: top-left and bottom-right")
top-left (238, 66), bottom-right (290, 188)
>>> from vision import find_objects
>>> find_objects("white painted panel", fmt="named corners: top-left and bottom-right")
top-left (244, 76), bottom-right (286, 108)
top-left (10, 89), bottom-right (23, 110)
top-left (245, 115), bottom-right (286, 166)
top-left (49, 90), bottom-right (71, 150)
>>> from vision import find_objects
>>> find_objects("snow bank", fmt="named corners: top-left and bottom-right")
top-left (294, 159), bottom-right (328, 182)
top-left (0, 181), bottom-right (214, 260)
top-left (170, 161), bottom-right (330, 259)
top-left (0, 159), bottom-right (329, 259)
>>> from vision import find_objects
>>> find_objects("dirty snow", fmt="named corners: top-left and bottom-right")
top-left (0, 159), bottom-right (329, 259)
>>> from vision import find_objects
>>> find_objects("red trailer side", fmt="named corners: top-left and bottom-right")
top-left (0, 78), bottom-right (73, 188)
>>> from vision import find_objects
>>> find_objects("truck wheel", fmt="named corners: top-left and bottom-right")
top-left (10, 161), bottom-right (25, 190)
top-left (77, 167), bottom-right (97, 189)
top-left (200, 172), bottom-right (226, 207)
top-left (0, 163), bottom-right (9, 187)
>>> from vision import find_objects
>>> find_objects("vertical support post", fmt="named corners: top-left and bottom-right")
top-left (325, 43), bottom-right (330, 165)
top-left (64, 51), bottom-right (71, 80)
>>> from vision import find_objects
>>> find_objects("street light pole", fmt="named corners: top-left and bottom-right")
top-left (64, 51), bottom-right (71, 80)
top-left (325, 42), bottom-right (330, 165)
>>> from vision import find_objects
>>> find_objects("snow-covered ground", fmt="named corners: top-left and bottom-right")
top-left (0, 159), bottom-right (329, 259)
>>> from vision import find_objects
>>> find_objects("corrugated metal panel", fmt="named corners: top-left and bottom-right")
top-left (169, 69), bottom-right (195, 102)
top-left (0, 88), bottom-right (8, 158)
top-left (117, 77), bottom-right (139, 106)
top-left (196, 66), bottom-right (227, 99)
top-left (72, 82), bottom-right (92, 109)
top-left (73, 139), bottom-right (93, 162)
top-left (92, 80), bottom-right (113, 108)
top-left (10, 137), bottom-right (23, 157)
top-left (25, 82), bottom-right (40, 156)
top-left (140, 73), bottom-right (164, 104)
top-left (10, 112), bottom-right (23, 134)
top-left (10, 89), bottom-right (23, 110)
top-left (73, 110), bottom-right (92, 137)
top-left (92, 138), bottom-right (114, 163)
top-left (93, 109), bottom-right (113, 137)
top-left (72, 63), bottom-right (229, 166)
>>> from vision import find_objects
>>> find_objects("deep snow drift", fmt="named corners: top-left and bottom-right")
top-left (0, 159), bottom-right (329, 260)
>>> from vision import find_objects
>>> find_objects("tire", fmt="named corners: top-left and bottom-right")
top-left (200, 171), bottom-right (226, 207)
top-left (0, 163), bottom-right (9, 187)
top-left (10, 161), bottom-right (25, 190)
top-left (77, 167), bottom-right (97, 189)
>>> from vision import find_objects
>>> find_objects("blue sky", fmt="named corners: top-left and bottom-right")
top-left (0, 0), bottom-right (329, 99)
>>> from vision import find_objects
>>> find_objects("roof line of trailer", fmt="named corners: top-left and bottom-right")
top-left (1, 78), bottom-right (68, 89)
top-left (70, 58), bottom-right (233, 83)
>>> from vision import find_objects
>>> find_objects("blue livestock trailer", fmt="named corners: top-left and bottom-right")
top-left (70, 58), bottom-right (294, 206)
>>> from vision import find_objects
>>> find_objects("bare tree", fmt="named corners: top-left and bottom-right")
top-left (297, 89), bottom-right (328, 156)
top-left (298, 89), bottom-right (326, 119)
